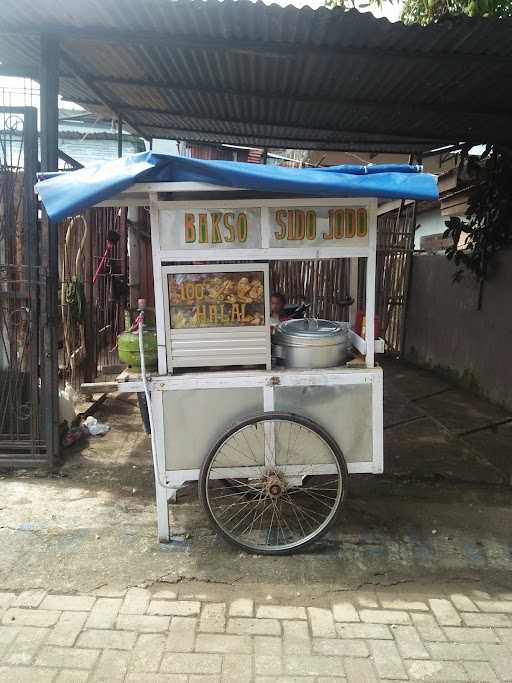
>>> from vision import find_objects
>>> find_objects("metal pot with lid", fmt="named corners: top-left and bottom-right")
top-left (272, 318), bottom-right (350, 368)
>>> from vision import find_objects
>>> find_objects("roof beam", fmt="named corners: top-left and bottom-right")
top-left (58, 149), bottom-right (83, 169)
top-left (136, 124), bottom-right (451, 149)
top-left (0, 64), bottom-right (39, 80)
top-left (73, 79), bottom-right (509, 120)
top-left (58, 48), bottom-right (147, 142)
top-left (1, 24), bottom-right (511, 67)
top-left (75, 98), bottom-right (495, 145)
top-left (7, 59), bottom-right (504, 121)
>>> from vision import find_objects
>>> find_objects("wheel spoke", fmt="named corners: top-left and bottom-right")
top-left (241, 488), bottom-right (267, 537)
top-left (230, 499), bottom-right (271, 534)
top-left (239, 427), bottom-right (260, 465)
top-left (287, 486), bottom-right (339, 502)
top-left (282, 496), bottom-right (317, 534)
top-left (288, 478), bottom-right (340, 492)
top-left (219, 439), bottom-right (261, 466)
top-left (282, 494), bottom-right (326, 526)
top-left (291, 488), bottom-right (336, 510)
top-left (266, 501), bottom-right (277, 546)
top-left (273, 498), bottom-right (294, 544)
top-left (210, 473), bottom-right (262, 493)
top-left (238, 499), bottom-right (274, 537)
top-left (218, 496), bottom-right (258, 525)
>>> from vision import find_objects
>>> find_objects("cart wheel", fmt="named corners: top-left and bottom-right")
top-left (199, 412), bottom-right (348, 555)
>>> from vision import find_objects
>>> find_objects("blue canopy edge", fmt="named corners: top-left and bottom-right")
top-left (36, 152), bottom-right (439, 222)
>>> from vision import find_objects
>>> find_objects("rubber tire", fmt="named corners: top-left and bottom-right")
top-left (199, 411), bottom-right (348, 555)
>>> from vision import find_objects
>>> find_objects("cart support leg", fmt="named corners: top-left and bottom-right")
top-left (152, 389), bottom-right (172, 542)
top-left (263, 385), bottom-right (275, 468)
top-left (156, 481), bottom-right (171, 542)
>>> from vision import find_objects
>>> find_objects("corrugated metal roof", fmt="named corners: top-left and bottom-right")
top-left (1, 0), bottom-right (511, 152)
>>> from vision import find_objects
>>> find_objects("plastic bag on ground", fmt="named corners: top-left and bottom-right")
top-left (84, 415), bottom-right (111, 436)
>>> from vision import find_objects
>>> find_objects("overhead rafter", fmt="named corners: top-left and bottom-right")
top-left (1, 24), bottom-right (510, 67)
top-left (6, 62), bottom-right (507, 123)
top-left (7, 61), bottom-right (502, 122)
top-left (0, 64), bottom-right (39, 80)
top-left (75, 94), bottom-right (509, 125)
top-left (0, 63), bottom-right (501, 120)
top-left (77, 100), bottom-right (494, 145)
top-left (58, 48), bottom-right (147, 141)
top-left (82, 76), bottom-right (508, 120)
top-left (137, 124), bottom-right (450, 150)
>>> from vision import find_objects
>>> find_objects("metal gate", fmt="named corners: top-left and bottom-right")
top-left (0, 106), bottom-right (52, 467)
top-left (376, 202), bottom-right (417, 355)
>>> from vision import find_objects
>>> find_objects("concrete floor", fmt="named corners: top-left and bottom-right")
top-left (1, 359), bottom-right (511, 595)
top-left (381, 358), bottom-right (512, 486)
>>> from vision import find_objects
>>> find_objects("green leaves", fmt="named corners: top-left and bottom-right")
top-left (324, 0), bottom-right (512, 24)
top-left (443, 146), bottom-right (512, 282)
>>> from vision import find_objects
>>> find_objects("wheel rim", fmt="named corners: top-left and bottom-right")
top-left (204, 417), bottom-right (344, 553)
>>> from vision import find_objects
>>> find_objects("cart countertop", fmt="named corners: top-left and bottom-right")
top-left (115, 362), bottom-right (382, 393)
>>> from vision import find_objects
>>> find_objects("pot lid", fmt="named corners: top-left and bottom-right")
top-left (273, 318), bottom-right (348, 347)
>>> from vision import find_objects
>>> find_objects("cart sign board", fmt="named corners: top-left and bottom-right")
top-left (168, 271), bottom-right (265, 329)
top-left (158, 205), bottom-right (369, 251)
top-left (269, 206), bottom-right (368, 248)
top-left (159, 208), bottom-right (262, 250)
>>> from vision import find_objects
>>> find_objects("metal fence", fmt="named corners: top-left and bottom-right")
top-left (270, 259), bottom-right (351, 320)
top-left (270, 203), bottom-right (417, 356)
top-left (59, 207), bottom-right (128, 390)
top-left (376, 202), bottom-right (417, 355)
top-left (0, 106), bottom-right (54, 467)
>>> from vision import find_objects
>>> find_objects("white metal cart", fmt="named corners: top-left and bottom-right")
top-left (108, 185), bottom-right (384, 554)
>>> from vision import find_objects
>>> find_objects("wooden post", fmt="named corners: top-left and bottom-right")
top-left (127, 206), bottom-right (140, 310)
top-left (40, 33), bottom-right (60, 469)
top-left (399, 199), bottom-right (418, 355)
top-left (399, 153), bottom-right (419, 356)
top-left (40, 36), bottom-right (59, 172)
top-left (83, 209), bottom-right (95, 383)
top-left (22, 107), bottom-right (40, 452)
top-left (348, 258), bottom-right (358, 326)
top-left (365, 200), bottom-right (378, 368)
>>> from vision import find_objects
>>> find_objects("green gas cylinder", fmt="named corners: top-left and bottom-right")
top-left (117, 328), bottom-right (158, 370)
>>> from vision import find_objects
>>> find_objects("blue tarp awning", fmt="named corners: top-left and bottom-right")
top-left (36, 152), bottom-right (438, 221)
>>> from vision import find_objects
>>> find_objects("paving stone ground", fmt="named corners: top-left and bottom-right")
top-left (1, 586), bottom-right (512, 682)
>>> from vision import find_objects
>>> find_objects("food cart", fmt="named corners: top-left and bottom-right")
top-left (37, 154), bottom-right (438, 555)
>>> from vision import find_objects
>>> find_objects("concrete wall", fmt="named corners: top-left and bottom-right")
top-left (404, 249), bottom-right (512, 410)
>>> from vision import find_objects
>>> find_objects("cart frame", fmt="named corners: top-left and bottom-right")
top-left (106, 186), bottom-right (383, 543)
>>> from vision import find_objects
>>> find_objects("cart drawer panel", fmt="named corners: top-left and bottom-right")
top-left (171, 354), bottom-right (269, 367)
top-left (169, 328), bottom-right (268, 368)
top-left (171, 327), bottom-right (267, 338)
top-left (171, 338), bottom-right (266, 350)
top-left (163, 387), bottom-right (264, 470)
top-left (274, 384), bottom-right (373, 463)
top-left (171, 346), bottom-right (268, 357)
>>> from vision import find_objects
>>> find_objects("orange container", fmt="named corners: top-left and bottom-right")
top-left (354, 310), bottom-right (381, 339)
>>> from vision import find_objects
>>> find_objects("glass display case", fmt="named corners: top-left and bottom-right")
top-left (168, 270), bottom-right (265, 329)
top-left (162, 263), bottom-right (271, 371)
